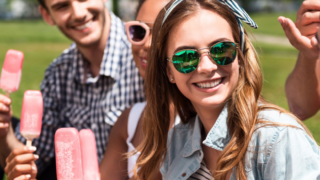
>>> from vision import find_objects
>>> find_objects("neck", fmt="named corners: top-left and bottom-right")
top-left (76, 11), bottom-right (111, 77)
top-left (194, 103), bottom-right (226, 136)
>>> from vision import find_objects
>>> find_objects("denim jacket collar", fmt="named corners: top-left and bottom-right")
top-left (182, 104), bottom-right (230, 157)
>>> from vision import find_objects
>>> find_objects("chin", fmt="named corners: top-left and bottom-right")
top-left (76, 36), bottom-right (101, 47)
top-left (195, 95), bottom-right (229, 108)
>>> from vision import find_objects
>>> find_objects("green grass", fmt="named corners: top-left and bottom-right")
top-left (245, 12), bottom-right (296, 36)
top-left (2, 12), bottom-right (320, 180)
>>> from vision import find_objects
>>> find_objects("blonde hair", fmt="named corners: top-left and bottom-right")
top-left (134, 0), bottom-right (315, 179)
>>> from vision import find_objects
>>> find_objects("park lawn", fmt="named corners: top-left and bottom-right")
top-left (245, 12), bottom-right (296, 37)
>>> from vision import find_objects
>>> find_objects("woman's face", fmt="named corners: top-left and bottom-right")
top-left (166, 9), bottom-right (240, 112)
top-left (133, 0), bottom-right (169, 79)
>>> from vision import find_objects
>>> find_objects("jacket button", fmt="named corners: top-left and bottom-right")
top-left (199, 152), bottom-right (202, 156)
top-left (182, 173), bottom-right (186, 177)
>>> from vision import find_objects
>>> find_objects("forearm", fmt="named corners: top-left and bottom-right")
top-left (286, 53), bottom-right (320, 120)
top-left (0, 124), bottom-right (23, 168)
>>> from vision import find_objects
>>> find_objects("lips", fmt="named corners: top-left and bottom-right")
top-left (140, 57), bottom-right (147, 68)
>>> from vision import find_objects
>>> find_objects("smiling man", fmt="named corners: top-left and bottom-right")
top-left (0, 0), bottom-right (144, 179)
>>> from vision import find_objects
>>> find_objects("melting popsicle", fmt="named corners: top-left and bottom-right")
top-left (55, 128), bottom-right (83, 180)
top-left (0, 50), bottom-right (24, 95)
top-left (20, 90), bottom-right (43, 147)
top-left (79, 129), bottom-right (100, 180)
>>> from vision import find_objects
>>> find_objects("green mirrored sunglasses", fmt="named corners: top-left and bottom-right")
top-left (167, 41), bottom-right (239, 74)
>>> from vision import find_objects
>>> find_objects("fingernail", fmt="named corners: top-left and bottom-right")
top-left (2, 105), bottom-right (8, 111)
top-left (34, 154), bottom-right (39, 159)
top-left (4, 123), bottom-right (8, 127)
top-left (32, 166), bottom-right (37, 170)
top-left (5, 98), bottom-right (10, 104)
top-left (278, 19), bottom-right (283, 25)
top-left (28, 146), bottom-right (37, 151)
top-left (26, 174), bottom-right (31, 178)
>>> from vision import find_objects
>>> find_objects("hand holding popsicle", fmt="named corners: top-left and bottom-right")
top-left (0, 49), bottom-right (23, 138)
top-left (20, 90), bottom-right (43, 147)
top-left (0, 94), bottom-right (12, 138)
top-left (4, 146), bottom-right (38, 180)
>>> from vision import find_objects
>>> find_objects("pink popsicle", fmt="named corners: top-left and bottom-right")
top-left (20, 90), bottom-right (43, 146)
top-left (55, 128), bottom-right (83, 180)
top-left (0, 50), bottom-right (24, 94)
top-left (79, 129), bottom-right (100, 180)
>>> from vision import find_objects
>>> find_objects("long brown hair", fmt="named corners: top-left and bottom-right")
top-left (134, 0), bottom-right (314, 179)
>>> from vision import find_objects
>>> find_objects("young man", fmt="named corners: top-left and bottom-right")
top-left (0, 0), bottom-right (144, 178)
top-left (280, 0), bottom-right (320, 120)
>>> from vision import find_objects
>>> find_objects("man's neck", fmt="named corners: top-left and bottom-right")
top-left (77, 11), bottom-right (111, 77)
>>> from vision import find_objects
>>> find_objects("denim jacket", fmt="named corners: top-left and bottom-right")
top-left (160, 105), bottom-right (320, 180)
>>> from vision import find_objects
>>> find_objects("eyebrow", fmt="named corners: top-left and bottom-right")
top-left (173, 37), bottom-right (232, 54)
top-left (51, 1), bottom-right (69, 10)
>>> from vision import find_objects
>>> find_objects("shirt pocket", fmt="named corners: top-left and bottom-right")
top-left (60, 104), bottom-right (91, 129)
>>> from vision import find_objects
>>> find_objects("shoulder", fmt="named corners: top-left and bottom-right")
top-left (249, 108), bottom-right (319, 159)
top-left (110, 12), bottom-right (131, 49)
top-left (111, 107), bottom-right (132, 140)
top-left (252, 108), bottom-right (305, 141)
top-left (44, 43), bottom-right (77, 76)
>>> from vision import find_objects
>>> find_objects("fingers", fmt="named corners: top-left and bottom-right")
top-left (0, 94), bottom-right (11, 106)
top-left (5, 147), bottom-right (38, 180)
top-left (7, 164), bottom-right (36, 180)
top-left (0, 94), bottom-right (12, 129)
top-left (11, 174), bottom-right (31, 180)
top-left (6, 153), bottom-right (39, 173)
top-left (296, 22), bottom-right (320, 38)
top-left (6, 146), bottom-right (37, 164)
top-left (297, 0), bottom-right (320, 18)
top-left (297, 11), bottom-right (320, 26)
top-left (279, 16), bottom-right (314, 48)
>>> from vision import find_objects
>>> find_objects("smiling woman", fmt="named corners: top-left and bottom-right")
top-left (134, 0), bottom-right (320, 180)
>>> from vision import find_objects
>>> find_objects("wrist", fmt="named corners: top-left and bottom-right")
top-left (299, 51), bottom-right (319, 62)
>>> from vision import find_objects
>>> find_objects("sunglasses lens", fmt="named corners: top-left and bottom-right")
top-left (172, 50), bottom-right (199, 73)
top-left (210, 42), bottom-right (237, 65)
top-left (129, 25), bottom-right (146, 42)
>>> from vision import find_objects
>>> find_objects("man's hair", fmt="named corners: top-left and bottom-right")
top-left (38, 0), bottom-right (48, 10)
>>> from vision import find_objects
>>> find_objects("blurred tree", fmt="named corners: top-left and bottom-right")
top-left (241, 0), bottom-right (252, 12)
top-left (112, 0), bottom-right (118, 16)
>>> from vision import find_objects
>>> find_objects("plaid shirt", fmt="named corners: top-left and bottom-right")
top-left (15, 12), bottom-right (145, 173)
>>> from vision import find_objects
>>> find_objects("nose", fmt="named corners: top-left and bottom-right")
top-left (196, 53), bottom-right (218, 75)
top-left (143, 34), bottom-right (152, 50)
top-left (72, 1), bottom-right (87, 22)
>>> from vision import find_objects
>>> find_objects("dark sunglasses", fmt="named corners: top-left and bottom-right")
top-left (125, 21), bottom-right (153, 45)
top-left (167, 41), bottom-right (239, 74)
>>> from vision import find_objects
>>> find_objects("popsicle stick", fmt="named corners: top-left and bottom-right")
top-left (26, 140), bottom-right (32, 147)
top-left (5, 91), bottom-right (10, 98)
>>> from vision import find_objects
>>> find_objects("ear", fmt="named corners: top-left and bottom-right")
top-left (39, 6), bottom-right (55, 26)
top-left (166, 65), bottom-right (176, 83)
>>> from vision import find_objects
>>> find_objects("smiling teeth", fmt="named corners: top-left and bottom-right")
top-left (75, 20), bottom-right (92, 30)
top-left (142, 60), bottom-right (147, 64)
top-left (196, 79), bottom-right (222, 88)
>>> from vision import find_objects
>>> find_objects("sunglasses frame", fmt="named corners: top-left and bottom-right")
top-left (167, 41), bottom-right (239, 74)
top-left (125, 21), bottom-right (153, 46)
